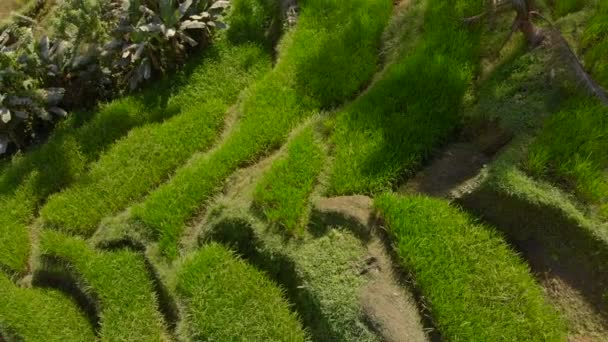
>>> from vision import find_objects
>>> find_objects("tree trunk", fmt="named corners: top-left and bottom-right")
top-left (512, 0), bottom-right (543, 46)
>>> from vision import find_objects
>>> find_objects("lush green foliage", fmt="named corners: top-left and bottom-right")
top-left (254, 127), bottom-right (324, 233)
top-left (133, 0), bottom-right (393, 258)
top-left (176, 243), bottom-right (307, 341)
top-left (527, 100), bottom-right (608, 214)
top-left (0, 0), bottom-right (228, 152)
top-left (582, 0), bottom-right (608, 88)
top-left (0, 95), bottom-right (168, 273)
top-left (375, 193), bottom-right (566, 341)
top-left (227, 0), bottom-right (280, 47)
top-left (553, 0), bottom-right (587, 16)
top-left (39, 230), bottom-right (169, 341)
top-left (104, 0), bottom-right (228, 90)
top-left (328, 0), bottom-right (482, 195)
top-left (0, 27), bottom-right (69, 150)
top-left (0, 273), bottom-right (96, 341)
top-left (40, 41), bottom-right (271, 236)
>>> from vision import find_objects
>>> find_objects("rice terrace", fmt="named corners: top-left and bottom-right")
top-left (0, 0), bottom-right (607, 340)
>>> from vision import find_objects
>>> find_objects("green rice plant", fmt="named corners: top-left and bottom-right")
top-left (227, 0), bottom-right (281, 48)
top-left (133, 0), bottom-right (393, 258)
top-left (553, 0), bottom-right (588, 16)
top-left (0, 272), bottom-right (96, 341)
top-left (582, 0), bottom-right (608, 88)
top-left (175, 243), bottom-right (307, 341)
top-left (40, 41), bottom-right (272, 236)
top-left (526, 100), bottom-right (608, 206)
top-left (375, 193), bottom-right (566, 341)
top-left (253, 127), bottom-right (324, 233)
top-left (38, 230), bottom-right (169, 341)
top-left (328, 0), bottom-right (483, 196)
top-left (0, 95), bottom-right (164, 274)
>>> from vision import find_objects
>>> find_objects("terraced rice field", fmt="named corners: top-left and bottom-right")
top-left (1, 0), bottom-right (608, 341)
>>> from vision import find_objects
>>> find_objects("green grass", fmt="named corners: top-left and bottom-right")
top-left (0, 273), bottom-right (96, 341)
top-left (253, 127), bottom-right (324, 233)
top-left (40, 41), bottom-right (272, 237)
top-left (205, 208), bottom-right (379, 341)
top-left (582, 0), bottom-right (608, 88)
top-left (375, 193), bottom-right (566, 341)
top-left (175, 243), bottom-right (307, 341)
top-left (133, 0), bottom-right (393, 258)
top-left (0, 95), bottom-right (172, 274)
top-left (0, 3), bottom-right (272, 269)
top-left (553, 0), bottom-right (588, 17)
top-left (289, 229), bottom-right (376, 341)
top-left (39, 230), bottom-right (168, 341)
top-left (526, 100), bottom-right (608, 214)
top-left (328, 0), bottom-right (483, 195)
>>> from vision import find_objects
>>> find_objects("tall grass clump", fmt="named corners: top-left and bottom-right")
top-left (375, 193), bottom-right (566, 341)
top-left (38, 0), bottom-right (286, 236)
top-left (38, 230), bottom-right (169, 341)
top-left (40, 40), bottom-right (272, 236)
top-left (0, 0), bottom-right (275, 268)
top-left (253, 127), bottom-right (324, 233)
top-left (553, 0), bottom-right (588, 17)
top-left (0, 273), bottom-right (96, 341)
top-left (526, 100), bottom-right (608, 215)
top-left (582, 0), bottom-right (608, 88)
top-left (133, 0), bottom-right (393, 258)
top-left (176, 243), bottom-right (307, 341)
top-left (328, 0), bottom-right (483, 195)
top-left (0, 96), bottom-right (166, 274)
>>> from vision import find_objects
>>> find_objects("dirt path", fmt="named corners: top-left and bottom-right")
top-left (399, 118), bottom-right (511, 199)
top-left (313, 196), bottom-right (430, 342)
top-left (399, 143), bottom-right (490, 199)
top-left (399, 131), bottom-right (608, 341)
top-left (0, 0), bottom-right (21, 20)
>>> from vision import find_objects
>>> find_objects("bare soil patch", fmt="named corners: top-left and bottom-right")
top-left (312, 196), bottom-right (430, 342)
top-left (0, 0), bottom-right (22, 20)
top-left (360, 237), bottom-right (428, 342)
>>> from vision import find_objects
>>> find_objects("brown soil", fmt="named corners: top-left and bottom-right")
top-left (399, 143), bottom-right (490, 199)
top-left (541, 275), bottom-right (608, 342)
top-left (515, 238), bottom-right (608, 341)
top-left (404, 123), bottom-right (608, 340)
top-left (399, 119), bottom-right (511, 199)
top-left (361, 237), bottom-right (429, 342)
top-left (312, 196), bottom-right (429, 342)
top-left (0, 0), bottom-right (21, 20)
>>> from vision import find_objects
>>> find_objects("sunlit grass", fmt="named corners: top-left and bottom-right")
top-left (526, 100), bottom-right (608, 210)
top-left (328, 0), bottom-right (483, 195)
top-left (133, 0), bottom-right (392, 258)
top-left (39, 230), bottom-right (168, 341)
top-left (253, 127), bottom-right (324, 233)
top-left (375, 193), bottom-right (566, 341)
top-left (176, 243), bottom-right (307, 341)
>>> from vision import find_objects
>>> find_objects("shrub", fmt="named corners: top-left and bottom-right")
top-left (375, 193), bottom-right (566, 341)
top-left (102, 0), bottom-right (229, 90)
top-left (0, 0), bottom-right (229, 153)
top-left (0, 26), bottom-right (68, 151)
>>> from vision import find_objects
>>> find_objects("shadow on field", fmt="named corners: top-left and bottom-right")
top-left (201, 215), bottom-right (343, 341)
